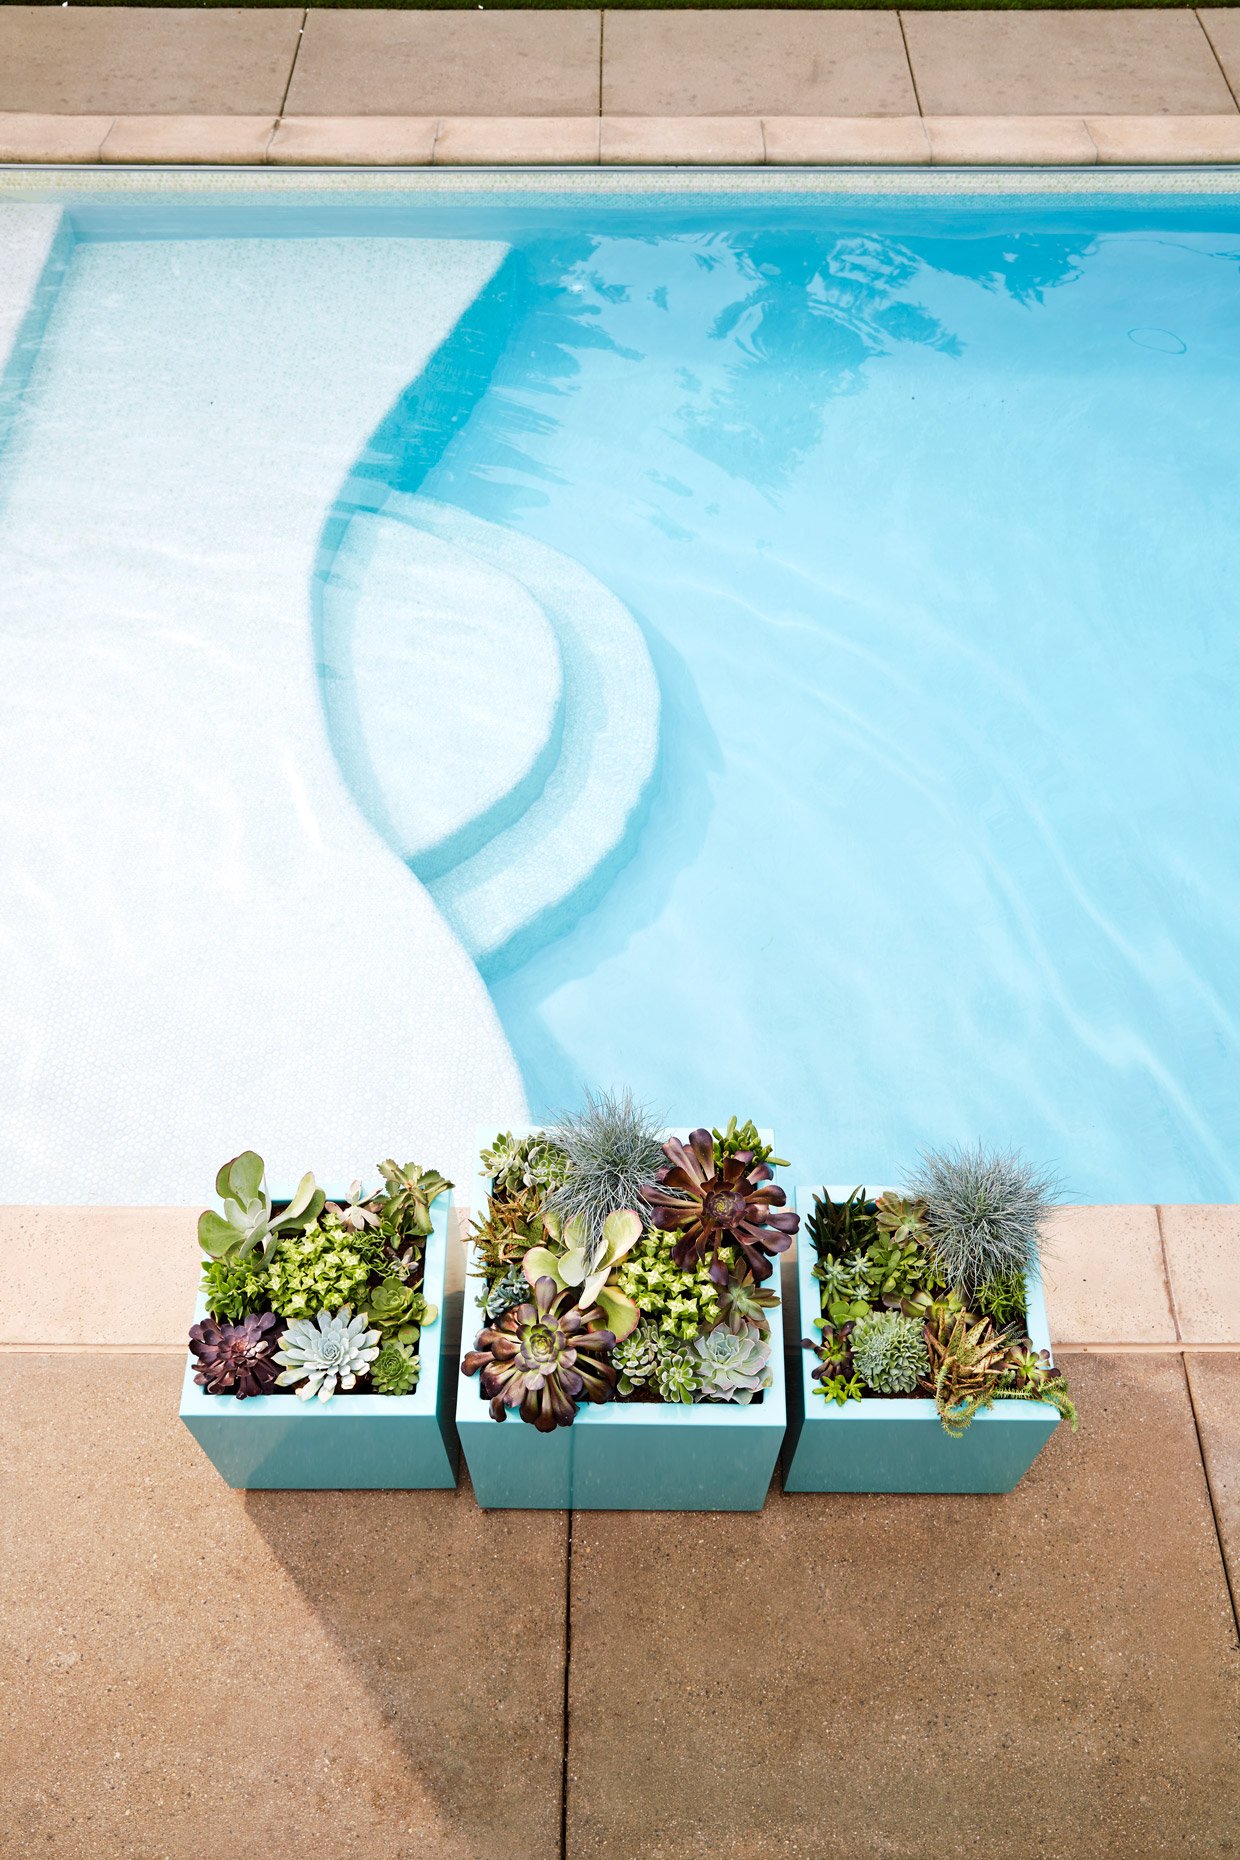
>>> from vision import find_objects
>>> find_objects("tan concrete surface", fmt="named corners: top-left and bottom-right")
top-left (0, 1207), bottom-right (197, 1348)
top-left (102, 114), bottom-right (277, 164)
top-left (1161, 1203), bottom-right (1240, 1343)
top-left (601, 115), bottom-right (766, 164)
top-left (1087, 111), bottom-right (1240, 161)
top-left (1186, 1352), bottom-right (1240, 1610)
top-left (1040, 1204), bottom-right (1176, 1344)
top-left (1200, 8), bottom-right (1240, 105)
top-left (270, 114), bottom-right (438, 166)
top-left (925, 113), bottom-right (1098, 164)
top-left (0, 1354), bottom-right (566, 1860)
top-left (0, 6), bottom-right (303, 117)
top-left (602, 10), bottom-right (916, 118)
top-left (567, 1355), bottom-right (1240, 1858)
top-left (762, 114), bottom-right (929, 164)
top-left (902, 9), bottom-right (1239, 117)
top-left (435, 116), bottom-right (601, 165)
top-left (287, 10), bottom-right (602, 119)
top-left (0, 111), bottom-right (113, 163)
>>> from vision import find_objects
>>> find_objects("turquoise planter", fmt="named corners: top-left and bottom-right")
top-left (179, 1196), bottom-right (459, 1491)
top-left (456, 1135), bottom-right (787, 1511)
top-left (782, 1185), bottom-right (1061, 1495)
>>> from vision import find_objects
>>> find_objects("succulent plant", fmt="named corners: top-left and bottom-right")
top-left (654, 1343), bottom-right (700, 1405)
top-left (547, 1088), bottom-right (667, 1250)
top-left (807, 1325), bottom-right (854, 1376)
top-left (484, 1261), bottom-right (533, 1321)
top-left (813, 1249), bottom-right (875, 1306)
top-left (616, 1228), bottom-right (722, 1342)
top-left (692, 1321), bottom-right (772, 1403)
top-left (371, 1338), bottom-right (420, 1396)
top-left (366, 1277), bottom-right (437, 1342)
top-left (816, 1371), bottom-right (863, 1406)
top-left (644, 1129), bottom-right (798, 1286)
top-left (200, 1256), bottom-right (271, 1322)
top-left (522, 1206), bottom-right (642, 1341)
top-left (923, 1309), bottom-right (1013, 1436)
top-left (274, 1307), bottom-right (380, 1402)
top-left (188, 1311), bottom-right (280, 1398)
top-left (866, 1233), bottom-right (942, 1304)
top-left (265, 1226), bottom-right (374, 1320)
top-left (482, 1130), bottom-right (570, 1200)
top-left (716, 1266), bottom-right (780, 1335)
top-left (323, 1180), bottom-right (382, 1233)
top-left (850, 1309), bottom-right (931, 1395)
top-left (612, 1319), bottom-right (661, 1396)
top-left (376, 1160), bottom-right (452, 1242)
top-left (197, 1152), bottom-right (324, 1263)
top-left (462, 1276), bottom-right (617, 1430)
top-left (908, 1144), bottom-right (1056, 1293)
top-left (874, 1192), bottom-right (931, 1250)
top-left (470, 1194), bottom-right (550, 1283)
top-left (997, 1348), bottom-right (1079, 1429)
top-left (711, 1116), bottom-right (789, 1171)
top-left (806, 1187), bottom-right (878, 1261)
top-left (974, 1267), bottom-right (1028, 1330)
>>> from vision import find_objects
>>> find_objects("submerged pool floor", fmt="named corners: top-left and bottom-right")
top-left (1, 179), bottom-right (1238, 1202)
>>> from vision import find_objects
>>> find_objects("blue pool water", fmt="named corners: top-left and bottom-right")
top-left (1, 178), bottom-right (1238, 1203)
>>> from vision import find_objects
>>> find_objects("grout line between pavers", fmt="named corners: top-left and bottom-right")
top-left (1180, 1353), bottom-right (1240, 1646)
top-left (1197, 7), bottom-right (1240, 112)
top-left (277, 8), bottom-right (308, 124)
top-left (598, 9), bottom-right (606, 121)
top-left (1154, 1203), bottom-right (1184, 1341)
top-left (1056, 1341), bottom-right (1240, 1355)
top-left (896, 11), bottom-right (925, 119)
top-left (559, 1507), bottom-right (574, 1860)
top-left (430, 116), bottom-right (443, 165)
top-left (1082, 116), bottom-right (1101, 164)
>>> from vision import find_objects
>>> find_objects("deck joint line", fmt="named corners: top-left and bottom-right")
top-left (896, 9), bottom-right (925, 119)
top-left (1154, 1203), bottom-right (1184, 1342)
top-left (559, 1506), bottom-right (574, 1860)
top-left (1180, 1356), bottom-right (1240, 1648)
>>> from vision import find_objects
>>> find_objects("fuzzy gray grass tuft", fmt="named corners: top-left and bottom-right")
top-left (547, 1087), bottom-right (666, 1259)
top-left (908, 1144), bottom-right (1057, 1293)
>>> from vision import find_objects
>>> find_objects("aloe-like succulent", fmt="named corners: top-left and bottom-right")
top-left (806, 1187), bottom-right (878, 1261)
top-left (522, 1206), bottom-right (642, 1341)
top-left (377, 1160), bottom-right (452, 1241)
top-left (850, 1309), bottom-right (930, 1395)
top-left (612, 1319), bottom-right (661, 1396)
top-left (692, 1321), bottom-right (772, 1404)
top-left (197, 1152), bottom-right (324, 1263)
top-left (644, 1129), bottom-right (798, 1285)
top-left (481, 1130), bottom-right (570, 1199)
top-left (274, 1307), bottom-right (380, 1402)
top-left (366, 1277), bottom-right (437, 1342)
top-left (547, 1088), bottom-right (667, 1248)
top-left (371, 1338), bottom-right (420, 1396)
top-left (188, 1311), bottom-right (280, 1399)
top-left (923, 1309), bottom-right (1012, 1436)
top-left (462, 1276), bottom-right (617, 1430)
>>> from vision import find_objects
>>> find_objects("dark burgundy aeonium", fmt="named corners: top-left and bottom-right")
top-left (188, 1310), bottom-right (280, 1399)
top-left (462, 1275), bottom-right (617, 1431)
top-left (644, 1128), bottom-right (799, 1286)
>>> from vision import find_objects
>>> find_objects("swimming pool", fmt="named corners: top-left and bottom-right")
top-left (1, 171), bottom-right (1237, 1204)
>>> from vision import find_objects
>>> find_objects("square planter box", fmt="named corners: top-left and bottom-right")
top-left (782, 1184), bottom-right (1062, 1495)
top-left (456, 1132), bottom-right (787, 1511)
top-left (180, 1195), bottom-right (459, 1491)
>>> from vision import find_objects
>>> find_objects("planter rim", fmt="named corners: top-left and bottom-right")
top-left (179, 1192), bottom-right (452, 1423)
top-left (794, 1181), bottom-right (1058, 1427)
top-left (459, 1124), bottom-right (787, 1432)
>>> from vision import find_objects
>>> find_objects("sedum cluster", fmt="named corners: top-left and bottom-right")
top-left (266, 1227), bottom-right (375, 1320)
top-left (617, 1228), bottom-right (724, 1342)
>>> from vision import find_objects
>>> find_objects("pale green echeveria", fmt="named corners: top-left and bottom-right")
top-left (692, 1321), bottom-right (773, 1404)
top-left (274, 1306), bottom-right (380, 1402)
top-left (522, 1207), bottom-right (642, 1341)
top-left (197, 1151), bottom-right (324, 1262)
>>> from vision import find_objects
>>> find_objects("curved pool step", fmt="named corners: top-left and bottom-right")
top-left (322, 513), bottom-right (565, 880)
top-left (388, 494), bottom-right (661, 975)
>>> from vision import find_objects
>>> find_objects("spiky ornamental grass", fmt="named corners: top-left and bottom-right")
top-left (908, 1144), bottom-right (1057, 1294)
top-left (547, 1088), bottom-right (666, 1259)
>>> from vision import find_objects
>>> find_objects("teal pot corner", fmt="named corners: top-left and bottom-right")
top-left (782, 1183), bottom-right (1061, 1496)
top-left (179, 1196), bottom-right (459, 1491)
top-left (456, 1129), bottom-right (787, 1511)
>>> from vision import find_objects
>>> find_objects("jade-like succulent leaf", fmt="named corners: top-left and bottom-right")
top-left (220, 1151), bottom-right (265, 1205)
top-left (594, 1283), bottom-right (641, 1343)
top-left (522, 1245), bottom-right (566, 1290)
top-left (277, 1171), bottom-right (324, 1232)
top-left (198, 1209), bottom-right (241, 1258)
top-left (598, 1207), bottom-right (643, 1270)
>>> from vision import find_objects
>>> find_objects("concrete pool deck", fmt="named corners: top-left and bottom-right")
top-left (1, 7), bottom-right (1240, 164)
top-left (0, 1202), bottom-right (1237, 1853)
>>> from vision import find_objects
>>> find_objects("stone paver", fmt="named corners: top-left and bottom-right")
top-left (1161, 1204), bottom-right (1240, 1343)
top-left (0, 6), bottom-right (302, 117)
top-left (0, 1354), bottom-right (566, 1860)
top-left (287, 10), bottom-right (602, 119)
top-left (1087, 112), bottom-right (1240, 161)
top-left (1040, 1205), bottom-right (1176, 1345)
top-left (269, 115), bottom-right (438, 166)
top-left (435, 116), bottom-right (601, 165)
top-left (902, 9), bottom-right (1238, 117)
top-left (603, 10), bottom-right (916, 117)
top-left (1186, 1353), bottom-right (1240, 1613)
top-left (600, 115), bottom-right (765, 164)
top-left (925, 114), bottom-right (1098, 164)
top-left (0, 1207), bottom-right (197, 1348)
top-left (1200, 9), bottom-right (1240, 107)
top-left (567, 1356), bottom-right (1239, 1858)
top-left (102, 115), bottom-right (276, 164)
top-left (762, 114), bottom-right (929, 164)
top-left (0, 111), bottom-right (113, 163)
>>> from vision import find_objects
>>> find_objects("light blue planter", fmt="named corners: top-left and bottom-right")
top-left (456, 1134), bottom-right (786, 1511)
top-left (179, 1196), bottom-right (459, 1491)
top-left (783, 1184), bottom-right (1061, 1495)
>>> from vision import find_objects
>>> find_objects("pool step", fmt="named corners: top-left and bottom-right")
top-left (383, 495), bottom-right (661, 975)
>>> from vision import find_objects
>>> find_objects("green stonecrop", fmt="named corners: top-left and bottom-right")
top-left (850, 1310), bottom-right (931, 1395)
top-left (266, 1227), bottom-right (375, 1321)
top-left (975, 1267), bottom-right (1028, 1330)
top-left (200, 1255), bottom-right (271, 1322)
top-left (617, 1228), bottom-right (724, 1343)
top-left (711, 1116), bottom-right (789, 1171)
